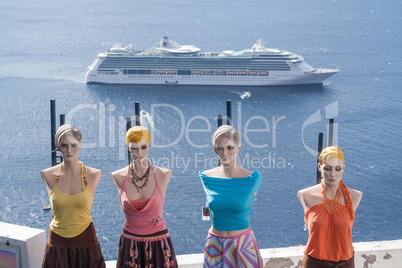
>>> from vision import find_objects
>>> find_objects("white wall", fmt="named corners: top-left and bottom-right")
top-left (170, 239), bottom-right (402, 268)
top-left (0, 222), bottom-right (46, 268)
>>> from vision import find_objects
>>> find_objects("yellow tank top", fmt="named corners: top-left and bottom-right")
top-left (49, 162), bottom-right (93, 238)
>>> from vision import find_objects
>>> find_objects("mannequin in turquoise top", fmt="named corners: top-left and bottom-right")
top-left (200, 125), bottom-right (262, 237)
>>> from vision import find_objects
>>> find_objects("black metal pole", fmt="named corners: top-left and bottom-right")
top-left (58, 114), bottom-right (65, 164)
top-left (60, 114), bottom-right (65, 126)
top-left (328, 118), bottom-right (334, 147)
top-left (316, 132), bottom-right (324, 184)
top-left (135, 102), bottom-right (141, 126)
top-left (217, 115), bottom-right (223, 166)
top-left (126, 117), bottom-right (132, 165)
top-left (50, 100), bottom-right (57, 166)
top-left (226, 100), bottom-right (232, 126)
top-left (217, 115), bottom-right (223, 128)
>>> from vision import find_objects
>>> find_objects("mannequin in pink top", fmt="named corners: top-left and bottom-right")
top-left (111, 126), bottom-right (177, 268)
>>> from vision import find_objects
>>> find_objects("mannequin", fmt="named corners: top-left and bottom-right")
top-left (40, 124), bottom-right (105, 268)
top-left (200, 125), bottom-right (263, 267)
top-left (298, 146), bottom-right (363, 268)
top-left (111, 126), bottom-right (177, 268)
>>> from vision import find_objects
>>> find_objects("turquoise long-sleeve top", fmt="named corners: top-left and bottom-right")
top-left (199, 170), bottom-right (262, 231)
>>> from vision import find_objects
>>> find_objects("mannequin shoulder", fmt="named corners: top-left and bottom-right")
top-left (40, 165), bottom-right (59, 189)
top-left (348, 188), bottom-right (363, 209)
top-left (298, 184), bottom-right (320, 198)
top-left (348, 188), bottom-right (363, 198)
top-left (80, 166), bottom-right (101, 194)
top-left (153, 166), bottom-right (172, 181)
top-left (111, 166), bottom-right (128, 178)
top-left (111, 166), bottom-right (129, 186)
top-left (201, 167), bottom-right (220, 177)
top-left (85, 166), bottom-right (102, 182)
top-left (240, 168), bottom-right (253, 177)
top-left (298, 184), bottom-right (321, 209)
top-left (40, 166), bottom-right (59, 181)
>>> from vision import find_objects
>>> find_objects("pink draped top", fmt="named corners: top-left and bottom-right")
top-left (120, 165), bottom-right (167, 235)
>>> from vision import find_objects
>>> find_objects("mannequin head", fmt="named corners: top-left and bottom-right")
top-left (212, 125), bottom-right (240, 153)
top-left (55, 124), bottom-right (82, 151)
top-left (318, 146), bottom-right (344, 165)
top-left (55, 124), bottom-right (82, 162)
top-left (126, 126), bottom-right (151, 166)
top-left (212, 125), bottom-right (241, 166)
top-left (126, 126), bottom-right (151, 147)
top-left (318, 146), bottom-right (345, 185)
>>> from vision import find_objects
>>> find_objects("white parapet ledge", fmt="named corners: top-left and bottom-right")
top-left (1, 222), bottom-right (400, 268)
top-left (106, 239), bottom-right (402, 268)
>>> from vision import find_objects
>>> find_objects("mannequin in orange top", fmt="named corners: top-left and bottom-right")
top-left (298, 146), bottom-right (363, 268)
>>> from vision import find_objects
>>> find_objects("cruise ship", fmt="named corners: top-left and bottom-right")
top-left (85, 37), bottom-right (339, 86)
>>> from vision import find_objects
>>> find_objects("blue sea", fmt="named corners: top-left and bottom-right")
top-left (0, 0), bottom-right (401, 261)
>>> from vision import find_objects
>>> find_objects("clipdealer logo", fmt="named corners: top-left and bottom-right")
top-left (301, 101), bottom-right (339, 157)
top-left (64, 101), bottom-right (288, 168)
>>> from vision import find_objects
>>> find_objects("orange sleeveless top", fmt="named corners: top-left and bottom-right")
top-left (304, 180), bottom-right (355, 262)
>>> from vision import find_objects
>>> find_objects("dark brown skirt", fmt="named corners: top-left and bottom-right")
top-left (116, 228), bottom-right (178, 268)
top-left (42, 222), bottom-right (105, 268)
top-left (303, 254), bottom-right (355, 268)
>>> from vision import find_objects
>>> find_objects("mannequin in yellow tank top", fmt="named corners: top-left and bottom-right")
top-left (40, 124), bottom-right (105, 268)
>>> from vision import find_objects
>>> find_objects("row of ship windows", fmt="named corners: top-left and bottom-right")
top-left (97, 70), bottom-right (302, 78)
top-left (100, 65), bottom-right (290, 71)
top-left (100, 66), bottom-right (291, 71)
top-left (100, 61), bottom-right (290, 69)
top-left (101, 63), bottom-right (289, 68)
top-left (103, 59), bottom-right (289, 64)
top-left (115, 70), bottom-right (272, 76)
top-left (122, 76), bottom-right (277, 81)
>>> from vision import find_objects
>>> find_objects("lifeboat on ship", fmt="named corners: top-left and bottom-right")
top-left (203, 70), bottom-right (214, 75)
top-left (238, 71), bottom-right (247, 76)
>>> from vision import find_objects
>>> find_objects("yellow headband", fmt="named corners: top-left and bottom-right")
top-left (126, 126), bottom-right (151, 146)
top-left (319, 146), bottom-right (344, 165)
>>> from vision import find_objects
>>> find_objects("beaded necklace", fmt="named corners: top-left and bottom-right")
top-left (130, 161), bottom-right (150, 193)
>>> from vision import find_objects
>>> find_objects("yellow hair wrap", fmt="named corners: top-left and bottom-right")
top-left (319, 146), bottom-right (344, 165)
top-left (125, 126), bottom-right (151, 146)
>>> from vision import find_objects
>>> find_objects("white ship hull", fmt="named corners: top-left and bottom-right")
top-left (85, 37), bottom-right (339, 86)
top-left (86, 68), bottom-right (338, 86)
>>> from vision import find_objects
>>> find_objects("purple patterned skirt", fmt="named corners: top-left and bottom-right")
top-left (116, 228), bottom-right (178, 268)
